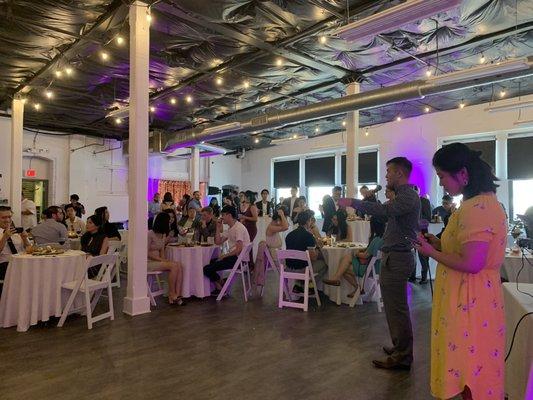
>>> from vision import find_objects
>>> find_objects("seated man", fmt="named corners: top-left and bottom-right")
top-left (64, 204), bottom-right (86, 234)
top-left (0, 206), bottom-right (31, 293)
top-left (30, 206), bottom-right (68, 245)
top-left (203, 205), bottom-right (250, 294)
top-left (198, 206), bottom-right (216, 242)
top-left (284, 210), bottom-right (328, 287)
top-left (433, 194), bottom-right (454, 227)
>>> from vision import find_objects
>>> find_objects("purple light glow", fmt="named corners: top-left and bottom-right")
top-left (147, 178), bottom-right (159, 201)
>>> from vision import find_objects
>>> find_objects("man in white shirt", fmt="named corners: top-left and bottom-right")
top-left (282, 186), bottom-right (299, 216)
top-left (0, 206), bottom-right (31, 293)
top-left (65, 205), bottom-right (86, 233)
top-left (203, 205), bottom-right (250, 294)
top-left (30, 206), bottom-right (68, 245)
top-left (21, 192), bottom-right (37, 230)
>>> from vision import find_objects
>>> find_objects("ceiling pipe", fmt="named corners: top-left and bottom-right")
top-left (163, 61), bottom-right (533, 151)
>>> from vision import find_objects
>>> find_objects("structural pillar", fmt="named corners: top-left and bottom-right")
top-left (190, 146), bottom-right (200, 192)
top-left (10, 97), bottom-right (24, 226)
top-left (345, 82), bottom-right (360, 198)
top-left (495, 132), bottom-right (509, 213)
top-left (123, 0), bottom-right (151, 316)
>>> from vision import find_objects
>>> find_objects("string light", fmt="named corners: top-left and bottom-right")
top-left (215, 77), bottom-right (223, 86)
top-left (55, 70), bottom-right (63, 78)
top-left (319, 35), bottom-right (327, 44)
top-left (185, 95), bottom-right (192, 103)
top-left (33, 103), bottom-right (41, 110)
top-left (342, 120), bottom-right (346, 127)
top-left (459, 101), bottom-right (466, 109)
top-left (146, 8), bottom-right (152, 23)
top-left (45, 90), bottom-right (53, 99)
top-left (149, 106), bottom-right (155, 112)
top-left (315, 127), bottom-right (320, 133)
top-left (100, 51), bottom-right (109, 61)
top-left (396, 116), bottom-right (402, 122)
top-left (292, 134), bottom-right (298, 139)
top-left (211, 59), bottom-right (222, 67)
top-left (243, 80), bottom-right (250, 89)
top-left (254, 137), bottom-right (260, 144)
top-left (115, 118), bottom-right (122, 124)
top-left (499, 89), bottom-right (507, 98)
top-left (479, 53), bottom-right (486, 64)
top-left (424, 106), bottom-right (430, 113)
top-left (170, 97), bottom-right (177, 105)
top-left (365, 127), bottom-right (369, 137)
top-left (425, 69), bottom-right (432, 77)
top-left (116, 36), bottom-right (124, 45)
top-left (276, 57), bottom-right (283, 67)
top-left (65, 67), bottom-right (73, 76)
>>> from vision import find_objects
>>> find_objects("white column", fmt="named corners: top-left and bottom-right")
top-left (190, 146), bottom-right (200, 191)
top-left (495, 133), bottom-right (509, 213)
top-left (345, 83), bottom-right (360, 198)
top-left (10, 97), bottom-right (24, 226)
top-left (334, 151), bottom-right (342, 186)
top-left (123, 1), bottom-right (151, 316)
top-left (299, 156), bottom-right (306, 198)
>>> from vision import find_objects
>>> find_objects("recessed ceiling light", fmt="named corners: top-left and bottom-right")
top-left (254, 137), bottom-right (260, 144)
top-left (365, 128), bottom-right (369, 136)
top-left (276, 58), bottom-right (283, 67)
top-left (65, 67), bottom-right (73, 76)
top-left (425, 69), bottom-right (432, 77)
top-left (115, 118), bottom-right (122, 124)
top-left (342, 120), bottom-right (346, 127)
top-left (319, 35), bottom-right (327, 44)
top-left (116, 36), bottom-right (124, 45)
top-left (45, 90), bottom-right (53, 99)
top-left (101, 51), bottom-right (109, 61)
top-left (33, 103), bottom-right (41, 110)
top-left (243, 80), bottom-right (250, 89)
top-left (315, 127), bottom-right (320, 133)
top-left (424, 106), bottom-right (430, 113)
top-left (55, 70), bottom-right (63, 78)
top-left (292, 134), bottom-right (298, 139)
top-left (215, 77), bottom-right (223, 86)
top-left (499, 90), bottom-right (507, 98)
top-left (149, 106), bottom-right (155, 112)
top-left (170, 97), bottom-right (177, 105)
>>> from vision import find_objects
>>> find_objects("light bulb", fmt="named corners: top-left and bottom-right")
top-left (115, 118), bottom-right (122, 124)
top-left (215, 77), bottom-right (223, 86)
top-left (315, 127), bottom-right (319, 133)
top-left (276, 58), bottom-right (283, 67)
top-left (243, 80), bottom-right (250, 89)
top-left (499, 90), bottom-right (506, 98)
top-left (149, 106), bottom-right (155, 112)
top-left (185, 95), bottom-right (192, 103)
top-left (319, 35), bottom-right (327, 44)
top-left (342, 120), bottom-right (346, 127)
top-left (170, 97), bottom-right (177, 105)
top-left (425, 69), bottom-right (432, 77)
top-left (55, 70), bottom-right (63, 78)
top-left (146, 13), bottom-right (152, 23)
top-left (211, 58), bottom-right (222, 67)
top-left (396, 116), bottom-right (402, 122)
top-left (459, 102), bottom-right (465, 109)
top-left (101, 51), bottom-right (109, 61)
top-left (65, 67), bottom-right (73, 76)
top-left (254, 138), bottom-right (260, 144)
top-left (365, 128), bottom-right (369, 137)
top-left (292, 134), bottom-right (298, 139)
top-left (116, 36), bottom-right (124, 45)
top-left (33, 103), bottom-right (41, 110)
top-left (479, 54), bottom-right (486, 64)
top-left (424, 106), bottom-right (430, 113)
top-left (45, 90), bottom-right (53, 99)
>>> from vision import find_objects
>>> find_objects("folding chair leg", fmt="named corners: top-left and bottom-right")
top-left (58, 288), bottom-right (78, 327)
top-left (107, 281), bottom-right (115, 320)
top-left (85, 286), bottom-right (93, 330)
top-left (147, 276), bottom-right (157, 306)
top-left (303, 271), bottom-right (309, 312)
top-left (278, 267), bottom-right (285, 308)
top-left (336, 286), bottom-right (341, 306)
top-left (309, 269), bottom-right (321, 307)
top-left (217, 264), bottom-right (240, 301)
top-left (241, 267), bottom-right (248, 302)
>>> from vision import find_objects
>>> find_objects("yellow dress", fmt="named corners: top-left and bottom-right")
top-left (431, 194), bottom-right (507, 399)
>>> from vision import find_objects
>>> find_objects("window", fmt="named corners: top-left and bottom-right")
top-left (305, 156), bottom-right (335, 186)
top-left (444, 138), bottom-right (496, 172)
top-left (308, 186), bottom-right (333, 217)
top-left (276, 188), bottom-right (296, 205)
top-left (508, 136), bottom-right (533, 180)
top-left (273, 159), bottom-right (299, 188)
top-left (341, 151), bottom-right (378, 185)
top-left (511, 179), bottom-right (533, 220)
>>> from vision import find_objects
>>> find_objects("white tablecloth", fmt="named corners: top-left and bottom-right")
top-left (165, 245), bottom-right (219, 298)
top-left (321, 244), bottom-right (367, 305)
top-left (501, 253), bottom-right (533, 283)
top-left (503, 283), bottom-right (533, 400)
top-left (0, 250), bottom-right (86, 332)
top-left (347, 220), bottom-right (371, 244)
top-left (68, 238), bottom-right (81, 250)
top-left (428, 222), bottom-right (444, 236)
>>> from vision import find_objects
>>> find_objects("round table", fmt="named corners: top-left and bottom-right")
top-left (347, 220), bottom-right (371, 244)
top-left (321, 243), bottom-right (367, 305)
top-left (68, 238), bottom-right (81, 250)
top-left (501, 252), bottom-right (533, 283)
top-left (165, 245), bottom-right (219, 298)
top-left (0, 250), bottom-right (86, 332)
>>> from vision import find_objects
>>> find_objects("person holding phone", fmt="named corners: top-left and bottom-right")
top-left (339, 157), bottom-right (420, 371)
top-left (30, 206), bottom-right (68, 245)
top-left (0, 206), bottom-right (31, 294)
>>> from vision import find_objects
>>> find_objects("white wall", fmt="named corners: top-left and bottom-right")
top-left (242, 94), bottom-right (533, 209)
top-left (209, 154), bottom-right (242, 190)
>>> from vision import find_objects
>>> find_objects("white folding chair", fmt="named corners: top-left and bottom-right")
top-left (58, 254), bottom-right (117, 329)
top-left (277, 250), bottom-right (321, 312)
top-left (106, 240), bottom-right (123, 288)
top-left (349, 251), bottom-right (383, 311)
top-left (147, 270), bottom-right (166, 306)
top-left (259, 247), bottom-right (279, 297)
top-left (216, 243), bottom-right (253, 302)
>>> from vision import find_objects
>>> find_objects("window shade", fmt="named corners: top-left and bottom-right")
top-left (273, 160), bottom-right (299, 188)
top-left (341, 151), bottom-right (378, 184)
top-left (305, 156), bottom-right (335, 186)
top-left (464, 140), bottom-right (496, 172)
top-left (508, 136), bottom-right (533, 180)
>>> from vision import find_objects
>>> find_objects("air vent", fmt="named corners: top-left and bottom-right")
top-left (251, 115), bottom-right (268, 126)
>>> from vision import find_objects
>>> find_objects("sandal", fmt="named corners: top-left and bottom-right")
top-left (323, 279), bottom-right (341, 286)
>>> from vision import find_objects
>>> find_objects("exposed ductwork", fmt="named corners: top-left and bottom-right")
top-left (163, 58), bottom-right (533, 152)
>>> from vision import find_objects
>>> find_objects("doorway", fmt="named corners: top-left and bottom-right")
top-left (22, 179), bottom-right (49, 222)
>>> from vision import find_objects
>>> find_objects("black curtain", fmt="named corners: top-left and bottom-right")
top-left (305, 156), bottom-right (335, 186)
top-left (508, 136), bottom-right (533, 180)
top-left (273, 160), bottom-right (299, 188)
top-left (341, 151), bottom-right (378, 184)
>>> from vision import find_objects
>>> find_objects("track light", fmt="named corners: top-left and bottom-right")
top-left (276, 58), bottom-right (283, 67)
top-left (55, 70), bottom-right (63, 78)
top-left (100, 51), bottom-right (109, 61)
top-left (425, 69), bottom-right (432, 77)
top-left (115, 118), bottom-right (122, 124)
top-left (459, 101), bottom-right (466, 109)
top-left (396, 116), bottom-right (402, 121)
top-left (499, 90), bottom-right (507, 98)
top-left (319, 35), bottom-right (327, 44)
top-left (170, 97), bottom-right (177, 105)
top-left (479, 54), bottom-right (486, 64)
top-left (215, 77), bottom-right (223, 86)
top-left (424, 106), bottom-right (430, 113)
top-left (116, 36), bottom-right (124, 45)
top-left (243, 80), bottom-right (250, 89)
top-left (342, 120), bottom-right (346, 127)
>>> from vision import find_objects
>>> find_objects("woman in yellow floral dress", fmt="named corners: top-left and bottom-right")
top-left (416, 143), bottom-right (506, 400)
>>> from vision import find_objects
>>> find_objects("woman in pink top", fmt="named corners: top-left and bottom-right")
top-left (148, 213), bottom-right (184, 305)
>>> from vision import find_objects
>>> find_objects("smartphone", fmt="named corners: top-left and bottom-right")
top-left (404, 236), bottom-right (421, 246)
top-left (14, 227), bottom-right (24, 234)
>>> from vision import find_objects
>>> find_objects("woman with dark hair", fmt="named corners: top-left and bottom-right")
top-left (148, 213), bottom-right (184, 305)
top-left (94, 206), bottom-right (121, 240)
top-left (80, 215), bottom-right (109, 256)
top-left (323, 218), bottom-right (385, 297)
top-left (415, 143), bottom-right (506, 400)
top-left (291, 196), bottom-right (308, 223)
top-left (161, 192), bottom-right (176, 212)
top-left (327, 209), bottom-right (352, 242)
top-left (209, 197), bottom-right (221, 218)
top-left (177, 207), bottom-right (201, 242)
top-left (239, 190), bottom-right (259, 242)
top-left (162, 209), bottom-right (179, 241)
top-left (223, 195), bottom-right (234, 208)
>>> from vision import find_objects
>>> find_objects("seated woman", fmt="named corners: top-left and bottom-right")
top-left (327, 209), bottom-right (352, 242)
top-left (323, 218), bottom-right (385, 297)
top-left (148, 213), bottom-right (184, 305)
top-left (291, 196), bottom-right (308, 223)
top-left (209, 197), bottom-right (221, 218)
top-left (94, 206), bottom-right (121, 240)
top-left (177, 207), bottom-right (200, 242)
top-left (80, 215), bottom-right (109, 256)
top-left (162, 209), bottom-right (179, 242)
top-left (253, 206), bottom-right (289, 293)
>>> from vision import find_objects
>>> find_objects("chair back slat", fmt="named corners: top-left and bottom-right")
top-left (276, 250), bottom-right (311, 268)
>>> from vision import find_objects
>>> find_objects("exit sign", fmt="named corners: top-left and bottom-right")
top-left (25, 169), bottom-right (36, 178)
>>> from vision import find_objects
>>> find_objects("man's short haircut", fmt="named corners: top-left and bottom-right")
top-left (333, 186), bottom-right (342, 192)
top-left (193, 191), bottom-right (200, 196)
top-left (44, 206), bottom-right (61, 218)
top-left (386, 157), bottom-right (413, 177)
top-left (442, 194), bottom-right (453, 202)
top-left (0, 206), bottom-right (12, 213)
top-left (291, 186), bottom-right (299, 191)
top-left (221, 205), bottom-right (238, 219)
top-left (64, 204), bottom-right (75, 211)
top-left (201, 206), bottom-right (214, 214)
top-left (261, 189), bottom-right (269, 195)
top-left (70, 194), bottom-right (80, 201)
top-left (296, 210), bottom-right (313, 226)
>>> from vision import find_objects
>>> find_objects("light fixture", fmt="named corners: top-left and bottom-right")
top-left (485, 100), bottom-right (533, 113)
top-left (243, 80), bottom-right (250, 89)
top-left (33, 103), bottom-right (41, 110)
top-left (254, 137), bottom-right (260, 144)
top-left (424, 106), bottom-right (430, 113)
top-left (271, 135), bottom-right (308, 144)
top-left (65, 67), bottom-right (73, 76)
top-left (211, 58), bottom-right (222, 67)
top-left (116, 36), bottom-right (124, 45)
top-left (499, 89), bottom-right (507, 98)
top-left (55, 70), bottom-right (63, 78)
top-left (342, 120), bottom-right (346, 127)
top-left (170, 97), bottom-right (177, 105)
top-left (479, 54), bottom-right (486, 64)
top-left (185, 95), bottom-right (192, 103)
top-left (396, 116), bottom-right (402, 121)
top-left (333, 0), bottom-right (461, 42)
top-left (292, 134), bottom-right (298, 139)
top-left (146, 10), bottom-right (152, 23)
top-left (195, 142), bottom-right (229, 155)
top-left (315, 127), bottom-right (320, 133)
top-left (115, 118), bottom-right (122, 124)
top-left (459, 101), bottom-right (466, 109)
top-left (45, 90), bottom-right (53, 99)
top-left (276, 57), bottom-right (283, 67)
top-left (319, 35), bottom-right (327, 44)
top-left (427, 57), bottom-right (532, 86)
top-left (149, 106), bottom-right (155, 112)
top-left (365, 128), bottom-right (369, 137)
top-left (215, 77), bottom-right (223, 86)
top-left (425, 69), bottom-right (432, 77)
top-left (100, 51), bottom-right (109, 61)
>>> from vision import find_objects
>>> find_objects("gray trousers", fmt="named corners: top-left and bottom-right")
top-left (380, 251), bottom-right (416, 365)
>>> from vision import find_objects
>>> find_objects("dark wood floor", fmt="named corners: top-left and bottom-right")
top-left (0, 277), bottom-right (436, 400)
